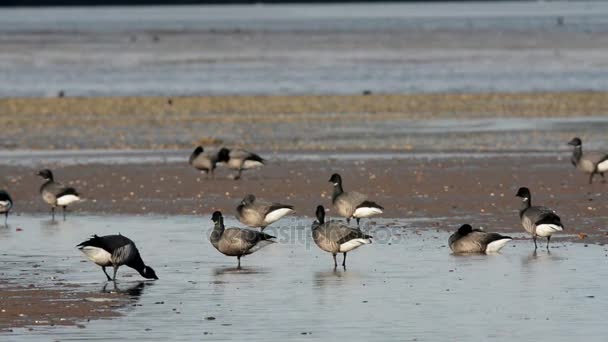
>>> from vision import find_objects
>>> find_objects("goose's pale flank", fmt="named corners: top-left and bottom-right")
top-left (568, 137), bottom-right (608, 184)
top-left (515, 187), bottom-right (563, 250)
top-left (217, 148), bottom-right (264, 180)
top-left (236, 194), bottom-right (294, 230)
top-left (448, 224), bottom-right (512, 254)
top-left (0, 190), bottom-right (13, 225)
top-left (189, 146), bottom-right (219, 177)
top-left (311, 205), bottom-right (372, 268)
top-left (329, 173), bottom-right (383, 226)
top-left (37, 169), bottom-right (81, 220)
top-left (77, 234), bottom-right (158, 281)
top-left (210, 211), bottom-right (276, 268)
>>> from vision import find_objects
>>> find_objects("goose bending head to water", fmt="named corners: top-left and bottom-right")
top-left (77, 234), bottom-right (158, 281)
top-left (189, 146), bottom-right (219, 178)
top-left (236, 194), bottom-right (294, 231)
top-left (568, 137), bottom-right (608, 184)
top-left (329, 173), bottom-right (383, 227)
top-left (515, 187), bottom-right (563, 250)
top-left (311, 205), bottom-right (372, 268)
top-left (210, 211), bottom-right (276, 268)
top-left (0, 190), bottom-right (13, 225)
top-left (448, 224), bottom-right (512, 254)
top-left (217, 148), bottom-right (264, 180)
top-left (37, 169), bottom-right (81, 220)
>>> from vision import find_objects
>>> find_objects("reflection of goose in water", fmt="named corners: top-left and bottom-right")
top-left (102, 281), bottom-right (149, 297)
top-left (521, 250), bottom-right (564, 267)
top-left (313, 269), bottom-right (362, 288)
top-left (213, 266), bottom-right (269, 276)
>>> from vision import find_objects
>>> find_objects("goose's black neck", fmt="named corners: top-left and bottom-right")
top-left (332, 183), bottom-right (344, 202)
top-left (127, 254), bottom-right (146, 274)
top-left (520, 197), bottom-right (531, 216)
top-left (40, 179), bottom-right (53, 193)
top-left (210, 217), bottom-right (225, 246)
top-left (571, 146), bottom-right (582, 166)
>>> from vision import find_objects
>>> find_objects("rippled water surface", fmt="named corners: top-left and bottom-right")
top-left (1, 215), bottom-right (607, 341)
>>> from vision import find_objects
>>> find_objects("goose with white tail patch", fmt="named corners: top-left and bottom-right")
top-left (189, 146), bottom-right (220, 177)
top-left (77, 234), bottom-right (158, 281)
top-left (515, 187), bottom-right (564, 250)
top-left (568, 137), bottom-right (608, 184)
top-left (217, 148), bottom-right (264, 180)
top-left (448, 224), bottom-right (512, 254)
top-left (37, 169), bottom-right (81, 220)
top-left (312, 205), bottom-right (372, 268)
top-left (210, 211), bottom-right (276, 268)
top-left (329, 173), bottom-right (383, 226)
top-left (0, 190), bottom-right (13, 225)
top-left (236, 194), bottom-right (294, 231)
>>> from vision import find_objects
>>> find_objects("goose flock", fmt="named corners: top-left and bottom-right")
top-left (0, 137), bottom-right (603, 280)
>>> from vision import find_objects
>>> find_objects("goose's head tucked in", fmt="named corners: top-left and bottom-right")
top-left (140, 265), bottom-right (159, 280)
top-left (457, 224), bottom-right (473, 236)
top-left (568, 137), bottom-right (582, 147)
top-left (189, 146), bottom-right (204, 164)
top-left (241, 194), bottom-right (256, 206)
top-left (217, 148), bottom-right (231, 163)
top-left (315, 205), bottom-right (326, 225)
top-left (37, 169), bottom-right (54, 181)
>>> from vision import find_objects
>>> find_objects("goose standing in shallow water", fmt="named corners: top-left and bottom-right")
top-left (311, 205), bottom-right (372, 268)
top-left (515, 187), bottom-right (563, 250)
top-left (236, 194), bottom-right (294, 231)
top-left (217, 148), bottom-right (264, 180)
top-left (0, 190), bottom-right (13, 225)
top-left (210, 211), bottom-right (276, 268)
top-left (568, 137), bottom-right (608, 184)
top-left (77, 234), bottom-right (158, 281)
top-left (448, 224), bottom-right (512, 254)
top-left (329, 173), bottom-right (383, 226)
top-left (37, 169), bottom-right (80, 220)
top-left (189, 146), bottom-right (219, 177)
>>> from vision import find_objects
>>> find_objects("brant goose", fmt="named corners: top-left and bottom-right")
top-left (236, 194), bottom-right (294, 231)
top-left (189, 146), bottom-right (219, 177)
top-left (448, 224), bottom-right (512, 254)
top-left (77, 234), bottom-right (158, 281)
top-left (329, 173), bottom-right (383, 226)
top-left (311, 205), bottom-right (372, 268)
top-left (37, 169), bottom-right (81, 220)
top-left (515, 187), bottom-right (563, 250)
top-left (210, 211), bottom-right (276, 268)
top-left (568, 137), bottom-right (608, 184)
top-left (217, 148), bottom-right (264, 180)
top-left (0, 190), bottom-right (13, 224)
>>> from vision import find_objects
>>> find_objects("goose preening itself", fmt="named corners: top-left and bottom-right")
top-left (210, 211), bottom-right (276, 268)
top-left (568, 137), bottom-right (608, 184)
top-left (37, 169), bottom-right (81, 220)
top-left (217, 148), bottom-right (264, 180)
top-left (77, 234), bottom-right (158, 281)
top-left (311, 205), bottom-right (372, 268)
top-left (329, 173), bottom-right (383, 226)
top-left (236, 194), bottom-right (294, 231)
top-left (189, 146), bottom-right (219, 177)
top-left (448, 224), bottom-right (512, 254)
top-left (0, 190), bottom-right (13, 225)
top-left (515, 187), bottom-right (564, 250)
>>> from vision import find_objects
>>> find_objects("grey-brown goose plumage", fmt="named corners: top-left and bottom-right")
top-left (568, 137), bottom-right (608, 184)
top-left (77, 234), bottom-right (158, 281)
top-left (210, 211), bottom-right (276, 268)
top-left (515, 187), bottom-right (563, 250)
top-left (448, 224), bottom-right (512, 254)
top-left (311, 205), bottom-right (372, 268)
top-left (236, 194), bottom-right (294, 230)
top-left (217, 148), bottom-right (264, 180)
top-left (0, 190), bottom-right (13, 225)
top-left (189, 146), bottom-right (220, 177)
top-left (37, 169), bottom-right (81, 220)
top-left (329, 173), bottom-right (383, 226)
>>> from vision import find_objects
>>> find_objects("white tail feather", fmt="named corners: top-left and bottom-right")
top-left (535, 224), bottom-right (563, 237)
top-left (264, 208), bottom-right (293, 224)
top-left (339, 238), bottom-right (371, 252)
top-left (353, 207), bottom-right (383, 218)
top-left (57, 194), bottom-right (80, 206)
top-left (485, 238), bottom-right (512, 253)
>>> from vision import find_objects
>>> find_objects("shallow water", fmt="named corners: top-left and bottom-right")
top-left (1, 214), bottom-right (607, 341)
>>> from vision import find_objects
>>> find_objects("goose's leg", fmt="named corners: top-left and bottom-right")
top-left (546, 235), bottom-right (551, 250)
top-left (342, 252), bottom-right (347, 268)
top-left (356, 218), bottom-right (361, 227)
top-left (589, 173), bottom-right (595, 184)
top-left (51, 207), bottom-right (55, 220)
top-left (4, 212), bottom-right (7, 225)
top-left (260, 226), bottom-right (266, 231)
top-left (102, 266), bottom-right (112, 281)
top-left (237, 256), bottom-right (241, 269)
top-left (112, 265), bottom-right (119, 281)
top-left (62, 206), bottom-right (67, 220)
top-left (332, 253), bottom-right (337, 268)
top-left (533, 235), bottom-right (538, 250)
top-left (346, 218), bottom-right (351, 224)
top-left (601, 172), bottom-right (606, 183)
top-left (234, 168), bottom-right (242, 180)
